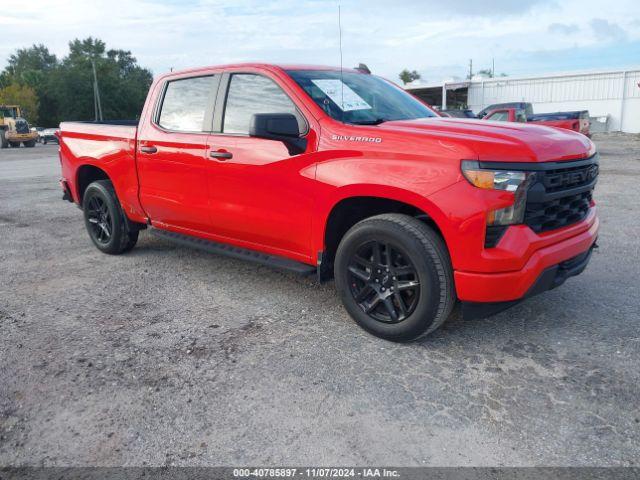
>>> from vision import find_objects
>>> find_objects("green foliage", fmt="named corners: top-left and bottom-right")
top-left (398, 69), bottom-right (421, 85)
top-left (0, 38), bottom-right (152, 126)
top-left (0, 83), bottom-right (40, 123)
top-left (475, 69), bottom-right (508, 79)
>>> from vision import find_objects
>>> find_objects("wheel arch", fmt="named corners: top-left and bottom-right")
top-left (76, 164), bottom-right (111, 205)
top-left (317, 187), bottom-right (451, 281)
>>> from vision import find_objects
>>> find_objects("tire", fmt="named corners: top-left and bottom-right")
top-left (82, 180), bottom-right (139, 254)
top-left (0, 130), bottom-right (7, 149)
top-left (334, 214), bottom-right (456, 342)
top-left (24, 140), bottom-right (36, 148)
top-left (43, 139), bottom-right (47, 145)
top-left (9, 142), bottom-right (20, 148)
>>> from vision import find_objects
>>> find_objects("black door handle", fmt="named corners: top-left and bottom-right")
top-left (209, 151), bottom-right (233, 160)
top-left (140, 146), bottom-right (157, 154)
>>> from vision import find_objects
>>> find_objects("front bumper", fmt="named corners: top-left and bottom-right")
top-left (454, 211), bottom-right (598, 315)
top-left (461, 243), bottom-right (596, 320)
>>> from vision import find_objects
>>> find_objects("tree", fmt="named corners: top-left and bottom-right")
top-left (0, 44), bottom-right (58, 125)
top-left (0, 38), bottom-right (153, 126)
top-left (49, 37), bottom-right (153, 123)
top-left (0, 83), bottom-right (39, 124)
top-left (475, 69), bottom-right (508, 79)
top-left (399, 69), bottom-right (421, 85)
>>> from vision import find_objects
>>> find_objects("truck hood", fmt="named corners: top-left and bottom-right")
top-left (377, 117), bottom-right (594, 163)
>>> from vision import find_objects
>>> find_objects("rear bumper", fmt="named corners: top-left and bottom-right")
top-left (454, 212), bottom-right (598, 307)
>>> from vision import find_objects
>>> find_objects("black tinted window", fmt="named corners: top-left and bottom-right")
top-left (223, 74), bottom-right (298, 134)
top-left (158, 76), bottom-right (216, 132)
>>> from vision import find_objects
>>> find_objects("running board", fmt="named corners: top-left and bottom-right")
top-left (150, 228), bottom-right (316, 276)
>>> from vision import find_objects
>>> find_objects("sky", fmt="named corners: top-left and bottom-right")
top-left (1, 0), bottom-right (639, 83)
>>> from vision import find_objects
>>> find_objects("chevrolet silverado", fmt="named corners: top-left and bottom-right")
top-left (58, 64), bottom-right (599, 341)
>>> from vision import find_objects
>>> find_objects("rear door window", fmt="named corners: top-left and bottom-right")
top-left (158, 76), bottom-right (217, 132)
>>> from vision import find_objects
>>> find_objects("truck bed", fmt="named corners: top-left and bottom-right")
top-left (59, 121), bottom-right (138, 141)
top-left (58, 120), bottom-right (144, 223)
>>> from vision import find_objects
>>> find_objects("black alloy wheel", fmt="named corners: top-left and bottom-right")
top-left (347, 240), bottom-right (420, 324)
top-left (82, 180), bottom-right (140, 254)
top-left (86, 195), bottom-right (113, 245)
top-left (334, 214), bottom-right (456, 341)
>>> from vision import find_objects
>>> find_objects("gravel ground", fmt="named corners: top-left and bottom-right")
top-left (0, 135), bottom-right (639, 467)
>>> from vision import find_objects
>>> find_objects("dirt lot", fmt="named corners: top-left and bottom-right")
top-left (0, 135), bottom-right (639, 467)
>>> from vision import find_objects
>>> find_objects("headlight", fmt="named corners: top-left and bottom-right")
top-left (461, 160), bottom-right (535, 226)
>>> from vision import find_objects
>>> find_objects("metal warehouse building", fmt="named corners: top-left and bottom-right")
top-left (407, 68), bottom-right (640, 133)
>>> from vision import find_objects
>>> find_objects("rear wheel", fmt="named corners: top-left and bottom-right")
top-left (82, 180), bottom-right (140, 254)
top-left (0, 130), bottom-right (7, 149)
top-left (9, 141), bottom-right (20, 148)
top-left (24, 140), bottom-right (36, 148)
top-left (335, 214), bottom-right (455, 342)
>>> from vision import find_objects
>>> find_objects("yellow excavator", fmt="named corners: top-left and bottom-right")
top-left (0, 105), bottom-right (39, 148)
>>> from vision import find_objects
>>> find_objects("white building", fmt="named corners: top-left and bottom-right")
top-left (406, 68), bottom-right (640, 133)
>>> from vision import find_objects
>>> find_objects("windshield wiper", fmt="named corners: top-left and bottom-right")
top-left (349, 118), bottom-right (388, 125)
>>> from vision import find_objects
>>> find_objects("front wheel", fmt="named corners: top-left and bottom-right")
top-left (82, 180), bottom-right (139, 254)
top-left (335, 214), bottom-right (456, 342)
top-left (24, 140), bottom-right (36, 148)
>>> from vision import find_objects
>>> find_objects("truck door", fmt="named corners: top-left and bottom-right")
top-left (136, 74), bottom-right (220, 233)
top-left (204, 72), bottom-right (316, 262)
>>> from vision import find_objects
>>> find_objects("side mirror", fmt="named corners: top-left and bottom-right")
top-left (249, 113), bottom-right (306, 155)
top-left (250, 113), bottom-right (302, 138)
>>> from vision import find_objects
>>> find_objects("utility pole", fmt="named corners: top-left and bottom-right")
top-left (492, 58), bottom-right (495, 78)
top-left (91, 60), bottom-right (103, 122)
top-left (468, 59), bottom-right (473, 80)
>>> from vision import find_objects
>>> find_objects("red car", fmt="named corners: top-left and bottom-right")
top-left (482, 106), bottom-right (591, 137)
top-left (58, 63), bottom-right (599, 341)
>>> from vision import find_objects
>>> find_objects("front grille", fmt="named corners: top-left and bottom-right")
top-left (523, 155), bottom-right (598, 233)
top-left (525, 190), bottom-right (592, 233)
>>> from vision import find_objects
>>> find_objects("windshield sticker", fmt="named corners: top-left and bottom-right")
top-left (311, 79), bottom-right (372, 111)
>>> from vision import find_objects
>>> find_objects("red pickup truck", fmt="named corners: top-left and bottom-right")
top-left (58, 64), bottom-right (599, 341)
top-left (481, 105), bottom-right (591, 137)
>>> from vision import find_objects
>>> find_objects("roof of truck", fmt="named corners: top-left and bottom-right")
top-left (155, 63), bottom-right (362, 80)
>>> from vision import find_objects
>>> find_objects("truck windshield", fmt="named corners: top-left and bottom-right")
top-left (286, 69), bottom-right (436, 125)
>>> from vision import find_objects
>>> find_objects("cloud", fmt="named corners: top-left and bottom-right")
top-left (0, 0), bottom-right (638, 83)
top-left (359, 0), bottom-right (556, 16)
top-left (548, 22), bottom-right (579, 34)
top-left (590, 18), bottom-right (627, 40)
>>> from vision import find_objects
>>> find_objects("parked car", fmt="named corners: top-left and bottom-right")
top-left (477, 102), bottom-right (534, 119)
top-left (41, 128), bottom-right (59, 144)
top-left (529, 111), bottom-right (591, 137)
top-left (58, 63), bottom-right (599, 341)
top-left (33, 127), bottom-right (45, 142)
top-left (441, 109), bottom-right (477, 118)
top-left (479, 102), bottom-right (590, 136)
top-left (483, 107), bottom-right (590, 136)
top-left (482, 108), bottom-right (529, 123)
